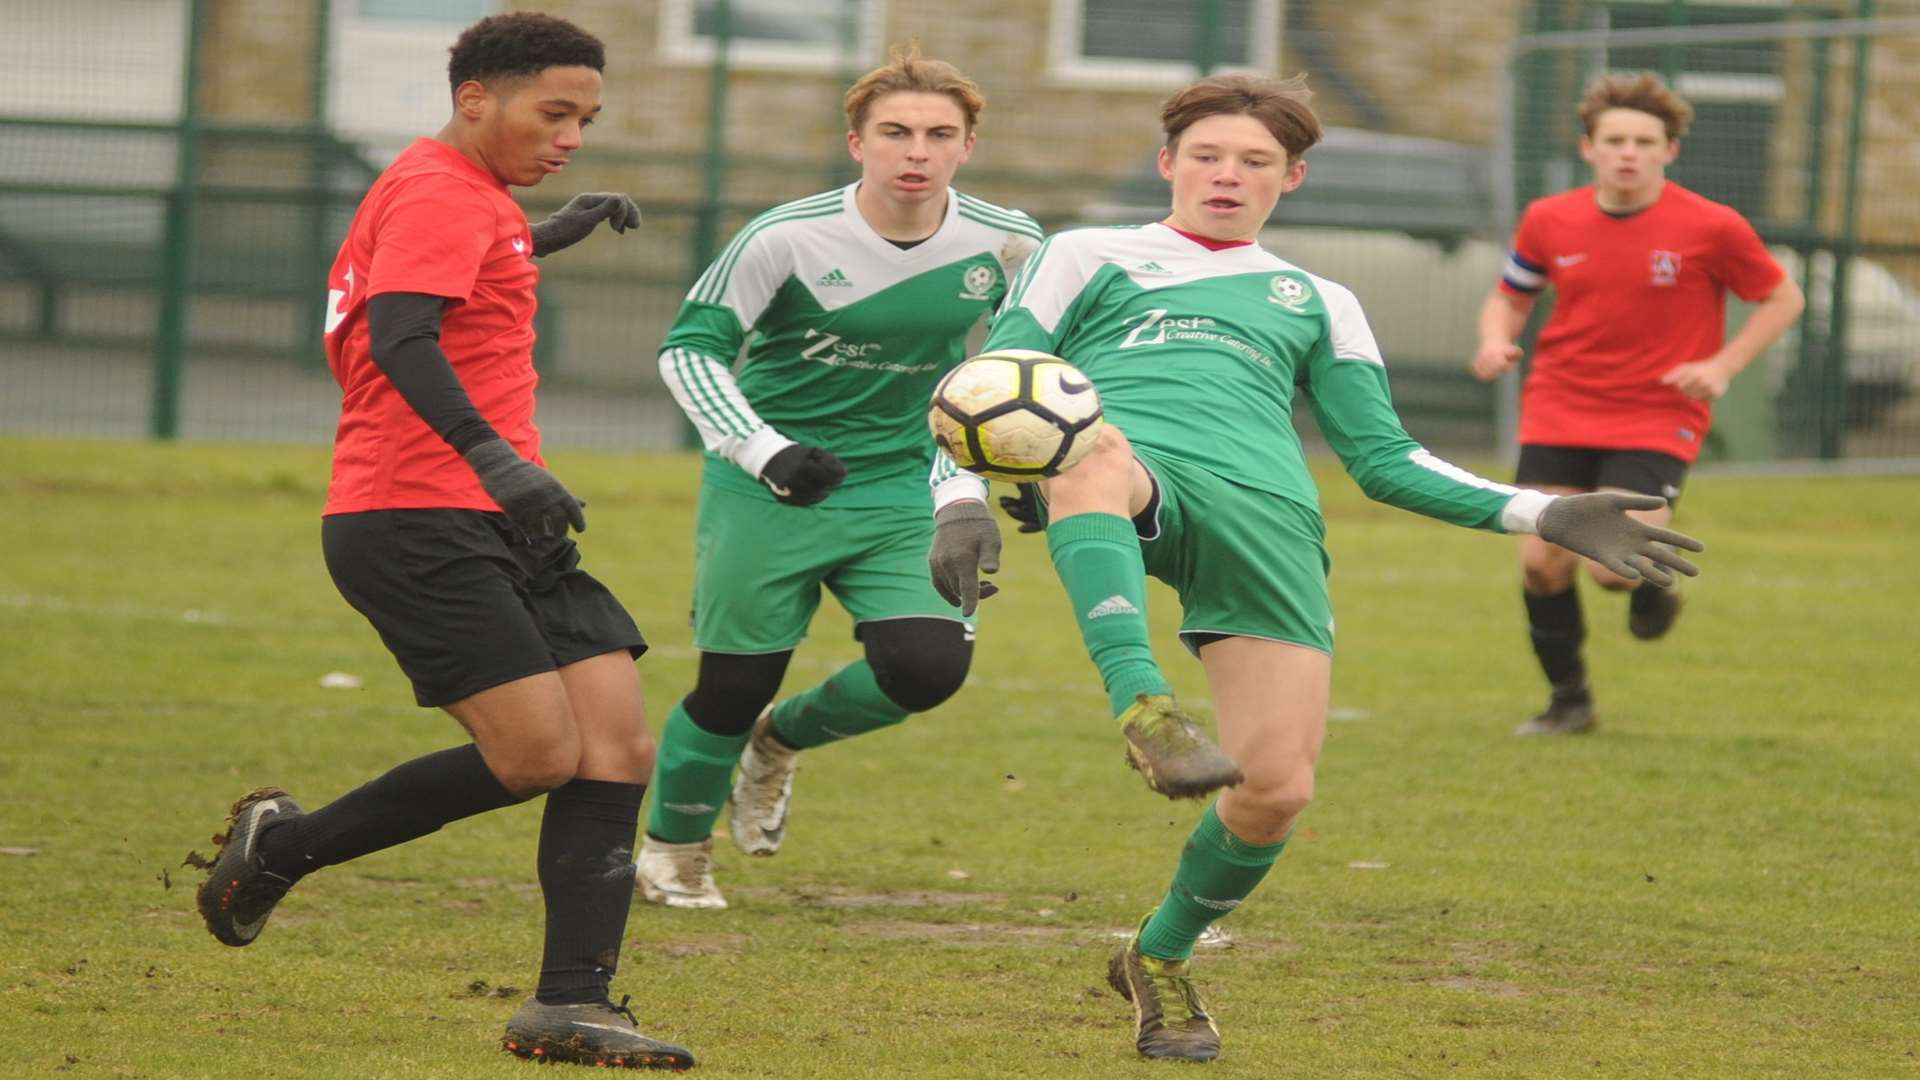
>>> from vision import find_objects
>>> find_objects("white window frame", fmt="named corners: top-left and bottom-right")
top-left (659, 0), bottom-right (885, 74)
top-left (1048, 0), bottom-right (1282, 89)
top-left (327, 0), bottom-right (504, 147)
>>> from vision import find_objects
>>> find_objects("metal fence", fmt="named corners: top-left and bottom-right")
top-left (5, 0), bottom-right (1919, 461)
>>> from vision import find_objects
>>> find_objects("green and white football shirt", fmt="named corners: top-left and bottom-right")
top-left (660, 183), bottom-right (1041, 508)
top-left (932, 222), bottom-right (1550, 533)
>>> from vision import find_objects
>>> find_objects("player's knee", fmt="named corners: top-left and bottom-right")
top-left (1231, 763), bottom-right (1316, 831)
top-left (864, 619), bottom-right (973, 714)
top-left (1522, 545), bottom-right (1577, 594)
top-left (491, 740), bottom-right (581, 797)
top-left (1050, 424), bottom-right (1133, 489)
top-left (684, 650), bottom-right (792, 737)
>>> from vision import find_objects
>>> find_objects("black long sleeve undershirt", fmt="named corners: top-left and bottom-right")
top-left (366, 292), bottom-right (500, 454)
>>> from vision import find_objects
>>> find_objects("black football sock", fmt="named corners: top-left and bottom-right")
top-left (535, 779), bottom-right (646, 1006)
top-left (1524, 586), bottom-right (1589, 701)
top-left (257, 744), bottom-right (523, 881)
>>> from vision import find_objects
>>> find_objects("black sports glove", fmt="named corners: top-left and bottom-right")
top-left (759, 444), bottom-right (847, 506)
top-left (1537, 492), bottom-right (1703, 588)
top-left (463, 438), bottom-right (587, 539)
top-left (530, 192), bottom-right (641, 257)
top-left (998, 483), bottom-right (1044, 534)
top-left (928, 500), bottom-right (1003, 616)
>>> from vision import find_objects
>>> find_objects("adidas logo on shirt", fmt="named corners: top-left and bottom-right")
top-left (815, 268), bottom-right (853, 287)
top-left (1132, 260), bottom-right (1174, 275)
top-left (1086, 594), bottom-right (1141, 619)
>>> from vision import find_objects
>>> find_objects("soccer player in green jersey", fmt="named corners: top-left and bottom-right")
top-left (640, 45), bottom-right (1041, 909)
top-left (927, 73), bottom-right (1703, 1062)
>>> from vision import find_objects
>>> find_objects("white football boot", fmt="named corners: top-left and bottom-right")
top-left (635, 835), bottom-right (726, 910)
top-left (727, 709), bottom-right (800, 857)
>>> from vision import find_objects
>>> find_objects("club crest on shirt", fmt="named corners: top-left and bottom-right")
top-left (1650, 249), bottom-right (1682, 286)
top-left (1268, 274), bottom-right (1310, 311)
top-left (959, 263), bottom-right (996, 301)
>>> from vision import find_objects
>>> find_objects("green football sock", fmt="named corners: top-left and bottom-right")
top-left (644, 701), bottom-right (749, 844)
top-left (1046, 512), bottom-right (1170, 716)
top-left (1138, 804), bottom-right (1288, 961)
top-left (769, 660), bottom-right (907, 750)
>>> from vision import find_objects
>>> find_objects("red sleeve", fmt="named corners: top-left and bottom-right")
top-left (1713, 208), bottom-right (1786, 303)
top-left (366, 175), bottom-right (497, 303)
top-left (1498, 201), bottom-right (1550, 297)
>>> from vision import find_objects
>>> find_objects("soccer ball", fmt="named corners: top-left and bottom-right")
top-left (929, 350), bottom-right (1104, 482)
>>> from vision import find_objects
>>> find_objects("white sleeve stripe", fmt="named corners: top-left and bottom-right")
top-left (666, 349), bottom-right (754, 437)
top-left (1002, 236), bottom-right (1056, 312)
top-left (1408, 448), bottom-right (1520, 496)
top-left (679, 349), bottom-right (760, 436)
top-left (659, 350), bottom-right (741, 448)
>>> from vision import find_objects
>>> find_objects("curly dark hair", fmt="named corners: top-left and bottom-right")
top-left (447, 12), bottom-right (604, 91)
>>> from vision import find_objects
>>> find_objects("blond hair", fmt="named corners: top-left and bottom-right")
top-left (1161, 73), bottom-right (1322, 159)
top-left (844, 41), bottom-right (985, 133)
top-left (1578, 72), bottom-right (1694, 140)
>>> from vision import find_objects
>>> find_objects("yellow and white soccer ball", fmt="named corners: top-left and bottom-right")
top-left (928, 350), bottom-right (1104, 483)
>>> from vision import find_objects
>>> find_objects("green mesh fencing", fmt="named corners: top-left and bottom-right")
top-left (11, 1), bottom-right (1917, 460)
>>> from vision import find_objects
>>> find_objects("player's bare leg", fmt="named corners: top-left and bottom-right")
top-left (1109, 638), bottom-right (1327, 1061)
top-left (1045, 427), bottom-right (1242, 798)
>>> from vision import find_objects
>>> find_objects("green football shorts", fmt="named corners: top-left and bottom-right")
top-left (691, 482), bottom-right (973, 654)
top-left (1131, 448), bottom-right (1335, 656)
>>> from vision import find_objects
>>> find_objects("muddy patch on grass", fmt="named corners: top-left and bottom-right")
top-left (646, 935), bottom-right (749, 959)
top-left (846, 920), bottom-right (1302, 956)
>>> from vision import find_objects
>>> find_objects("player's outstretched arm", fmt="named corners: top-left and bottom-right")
top-left (530, 192), bottom-right (641, 257)
top-left (1536, 492), bottom-right (1702, 588)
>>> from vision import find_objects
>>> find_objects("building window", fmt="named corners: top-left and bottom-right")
top-left (1049, 0), bottom-right (1282, 87)
top-left (329, 0), bottom-right (503, 146)
top-left (660, 0), bottom-right (883, 73)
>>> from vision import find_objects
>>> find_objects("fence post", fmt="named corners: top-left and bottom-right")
top-left (684, 0), bottom-right (734, 449)
top-left (1821, 0), bottom-right (1875, 460)
top-left (298, 0), bottom-right (335, 366)
top-left (150, 0), bottom-right (206, 440)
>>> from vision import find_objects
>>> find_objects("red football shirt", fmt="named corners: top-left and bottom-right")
top-left (1498, 182), bottom-right (1784, 462)
top-left (321, 138), bottom-right (542, 514)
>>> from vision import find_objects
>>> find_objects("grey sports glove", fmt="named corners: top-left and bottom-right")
top-left (530, 192), bottom-right (641, 257)
top-left (463, 438), bottom-right (587, 539)
top-left (1537, 492), bottom-right (1703, 588)
top-left (929, 500), bottom-right (1002, 616)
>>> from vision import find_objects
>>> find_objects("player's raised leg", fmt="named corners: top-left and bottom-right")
top-left (1043, 425), bottom-right (1242, 798)
top-left (1110, 636), bottom-right (1326, 1061)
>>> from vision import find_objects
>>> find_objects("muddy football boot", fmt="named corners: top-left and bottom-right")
top-left (1118, 694), bottom-right (1244, 799)
top-left (635, 835), bottom-right (726, 910)
top-left (1107, 926), bottom-right (1223, 1062)
top-left (503, 994), bottom-right (695, 1070)
top-left (196, 787), bottom-right (304, 946)
top-left (727, 709), bottom-right (798, 857)
top-left (1628, 582), bottom-right (1685, 640)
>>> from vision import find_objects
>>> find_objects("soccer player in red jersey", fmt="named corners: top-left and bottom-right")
top-left (1471, 73), bottom-right (1804, 736)
top-left (193, 14), bottom-right (692, 1069)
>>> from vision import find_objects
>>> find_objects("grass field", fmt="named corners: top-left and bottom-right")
top-left (1, 436), bottom-right (1916, 1078)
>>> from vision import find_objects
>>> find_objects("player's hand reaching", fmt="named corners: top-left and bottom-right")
top-left (759, 444), bottom-right (847, 506)
top-left (1537, 492), bottom-right (1703, 588)
top-left (464, 438), bottom-right (587, 539)
top-left (929, 500), bottom-right (1002, 616)
top-left (1660, 357), bottom-right (1734, 401)
top-left (530, 192), bottom-right (642, 257)
top-left (998, 483), bottom-right (1045, 533)
top-left (1470, 339), bottom-right (1523, 382)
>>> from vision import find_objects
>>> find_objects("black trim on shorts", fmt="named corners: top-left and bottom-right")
top-left (322, 509), bottom-right (645, 708)
top-left (1514, 445), bottom-right (1690, 504)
